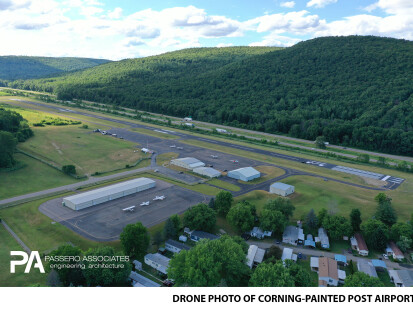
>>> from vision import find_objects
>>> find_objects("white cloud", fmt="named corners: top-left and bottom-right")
top-left (0, 0), bottom-right (31, 10)
top-left (107, 7), bottom-right (122, 19)
top-left (247, 10), bottom-right (322, 34)
top-left (367, 0), bottom-right (413, 15)
top-left (307, 0), bottom-right (337, 9)
top-left (249, 33), bottom-right (301, 47)
top-left (280, 1), bottom-right (295, 8)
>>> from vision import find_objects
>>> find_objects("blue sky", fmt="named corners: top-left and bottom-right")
top-left (0, 0), bottom-right (412, 59)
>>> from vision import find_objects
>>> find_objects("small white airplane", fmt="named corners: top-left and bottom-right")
top-left (153, 195), bottom-right (166, 201)
top-left (122, 206), bottom-right (136, 212)
top-left (176, 147), bottom-right (183, 150)
top-left (140, 201), bottom-right (150, 206)
top-left (170, 145), bottom-right (176, 148)
top-left (211, 155), bottom-right (218, 159)
top-left (230, 159), bottom-right (239, 163)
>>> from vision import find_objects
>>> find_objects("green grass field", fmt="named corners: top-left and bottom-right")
top-left (233, 173), bottom-right (409, 222)
top-left (0, 153), bottom-right (77, 200)
top-left (207, 179), bottom-right (241, 191)
top-left (19, 126), bottom-right (144, 175)
top-left (0, 225), bottom-right (47, 287)
top-left (156, 152), bottom-right (178, 166)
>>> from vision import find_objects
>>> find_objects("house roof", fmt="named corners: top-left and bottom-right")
top-left (310, 257), bottom-right (319, 268)
top-left (63, 178), bottom-right (155, 204)
top-left (191, 230), bottom-right (219, 240)
top-left (389, 241), bottom-right (404, 257)
top-left (283, 226), bottom-right (303, 241)
top-left (355, 233), bottom-right (368, 252)
top-left (305, 240), bottom-right (316, 247)
top-left (396, 270), bottom-right (413, 287)
top-left (165, 239), bottom-right (191, 251)
top-left (338, 270), bottom-right (346, 280)
top-left (270, 182), bottom-right (293, 191)
top-left (334, 255), bottom-right (347, 264)
top-left (319, 257), bottom-right (338, 280)
top-left (246, 245), bottom-right (265, 268)
top-left (281, 248), bottom-right (294, 261)
top-left (144, 253), bottom-right (170, 274)
top-left (371, 259), bottom-right (387, 269)
top-left (129, 271), bottom-right (161, 287)
top-left (229, 167), bottom-right (260, 178)
top-left (357, 260), bottom-right (378, 278)
top-left (318, 228), bottom-right (330, 246)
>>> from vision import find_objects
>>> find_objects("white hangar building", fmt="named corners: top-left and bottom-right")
top-left (170, 157), bottom-right (205, 170)
top-left (62, 177), bottom-right (156, 211)
top-left (193, 167), bottom-right (221, 178)
top-left (270, 182), bottom-right (295, 196)
top-left (227, 167), bottom-right (260, 182)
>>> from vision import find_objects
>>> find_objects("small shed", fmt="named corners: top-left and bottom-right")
top-left (270, 182), bottom-right (295, 196)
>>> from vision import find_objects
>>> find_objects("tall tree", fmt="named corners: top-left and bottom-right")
top-left (259, 209), bottom-right (286, 235)
top-left (226, 201), bottom-right (255, 232)
top-left (390, 222), bottom-right (413, 243)
top-left (350, 208), bottom-right (362, 232)
top-left (322, 215), bottom-right (352, 240)
top-left (168, 235), bottom-right (250, 287)
top-left (0, 130), bottom-right (17, 168)
top-left (264, 198), bottom-right (295, 219)
top-left (343, 272), bottom-right (384, 287)
top-left (249, 261), bottom-right (294, 287)
top-left (318, 208), bottom-right (328, 228)
top-left (83, 246), bottom-right (132, 287)
top-left (120, 222), bottom-right (150, 259)
top-left (183, 203), bottom-right (216, 232)
top-left (214, 191), bottom-right (233, 216)
top-left (361, 219), bottom-right (389, 251)
top-left (376, 200), bottom-right (397, 227)
top-left (306, 209), bottom-right (318, 231)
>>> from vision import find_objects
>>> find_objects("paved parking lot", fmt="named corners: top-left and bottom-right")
top-left (39, 179), bottom-right (208, 241)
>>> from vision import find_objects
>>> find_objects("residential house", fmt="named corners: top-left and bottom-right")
top-left (357, 260), bottom-right (378, 278)
top-left (144, 253), bottom-right (170, 275)
top-left (165, 239), bottom-right (191, 254)
top-left (351, 233), bottom-right (369, 256)
top-left (282, 226), bottom-right (304, 245)
top-left (318, 257), bottom-right (339, 287)
top-left (334, 254), bottom-right (347, 266)
top-left (189, 230), bottom-right (219, 242)
top-left (304, 234), bottom-right (316, 248)
top-left (246, 245), bottom-right (266, 269)
top-left (389, 270), bottom-right (413, 287)
top-left (281, 248), bottom-right (297, 263)
top-left (129, 271), bottom-right (161, 287)
top-left (310, 257), bottom-right (319, 272)
top-left (250, 227), bottom-right (272, 239)
top-left (316, 228), bottom-right (330, 249)
top-left (371, 259), bottom-right (387, 271)
top-left (387, 241), bottom-right (405, 261)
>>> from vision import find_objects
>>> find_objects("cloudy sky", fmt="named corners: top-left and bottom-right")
top-left (0, 0), bottom-right (412, 60)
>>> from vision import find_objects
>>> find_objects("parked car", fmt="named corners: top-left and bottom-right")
top-left (178, 171), bottom-right (183, 174)
top-left (382, 254), bottom-right (389, 260)
top-left (297, 253), bottom-right (303, 259)
top-left (163, 279), bottom-right (174, 287)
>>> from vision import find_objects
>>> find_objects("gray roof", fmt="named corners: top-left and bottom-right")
top-left (318, 228), bottom-right (330, 247)
top-left (129, 271), bottom-right (161, 287)
top-left (193, 167), bottom-right (221, 176)
top-left (229, 167), bottom-right (260, 178)
top-left (191, 230), bottom-right (219, 240)
top-left (283, 226), bottom-right (303, 241)
top-left (165, 239), bottom-right (191, 251)
top-left (396, 270), bottom-right (413, 287)
top-left (144, 253), bottom-right (170, 274)
top-left (270, 182), bottom-right (293, 190)
top-left (246, 245), bottom-right (265, 268)
top-left (357, 260), bottom-right (378, 278)
top-left (63, 178), bottom-right (155, 205)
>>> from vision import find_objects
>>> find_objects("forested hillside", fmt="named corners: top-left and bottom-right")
top-left (6, 37), bottom-right (413, 155)
top-left (0, 56), bottom-right (110, 80)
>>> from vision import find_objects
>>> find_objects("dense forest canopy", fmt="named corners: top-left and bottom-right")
top-left (5, 36), bottom-right (413, 155)
top-left (0, 56), bottom-right (110, 80)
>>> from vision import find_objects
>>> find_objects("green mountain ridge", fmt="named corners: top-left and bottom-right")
top-left (4, 36), bottom-right (413, 155)
top-left (0, 56), bottom-right (111, 80)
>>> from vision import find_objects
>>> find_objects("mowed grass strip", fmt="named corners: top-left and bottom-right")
top-left (0, 153), bottom-right (77, 200)
top-left (0, 225), bottom-right (47, 287)
top-left (207, 179), bottom-right (241, 192)
top-left (156, 152), bottom-right (178, 166)
top-left (19, 126), bottom-right (143, 175)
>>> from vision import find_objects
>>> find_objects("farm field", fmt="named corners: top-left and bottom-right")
top-left (0, 153), bottom-right (76, 200)
top-left (19, 126), bottom-right (145, 175)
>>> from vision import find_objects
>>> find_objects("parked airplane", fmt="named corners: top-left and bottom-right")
top-left (153, 196), bottom-right (166, 201)
top-left (170, 145), bottom-right (176, 148)
top-left (176, 147), bottom-right (183, 149)
top-left (140, 201), bottom-right (150, 206)
top-left (230, 159), bottom-right (239, 163)
top-left (122, 206), bottom-right (136, 212)
top-left (211, 155), bottom-right (218, 159)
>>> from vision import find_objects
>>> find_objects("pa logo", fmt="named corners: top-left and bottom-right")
top-left (10, 251), bottom-right (45, 273)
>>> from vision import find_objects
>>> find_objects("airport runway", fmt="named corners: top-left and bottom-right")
top-left (11, 99), bottom-right (405, 190)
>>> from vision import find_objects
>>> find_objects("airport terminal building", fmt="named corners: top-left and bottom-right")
top-left (62, 177), bottom-right (156, 211)
top-left (227, 167), bottom-right (260, 182)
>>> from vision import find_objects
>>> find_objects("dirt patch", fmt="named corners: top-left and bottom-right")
top-left (360, 176), bottom-right (387, 187)
top-left (51, 142), bottom-right (63, 155)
